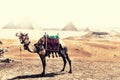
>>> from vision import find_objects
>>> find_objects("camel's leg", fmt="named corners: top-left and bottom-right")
top-left (59, 51), bottom-right (67, 72)
top-left (62, 47), bottom-right (72, 73)
top-left (46, 51), bottom-right (50, 58)
top-left (65, 53), bottom-right (72, 73)
top-left (39, 55), bottom-right (46, 76)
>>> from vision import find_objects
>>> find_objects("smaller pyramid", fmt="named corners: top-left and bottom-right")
top-left (84, 27), bottom-right (90, 32)
top-left (62, 22), bottom-right (78, 31)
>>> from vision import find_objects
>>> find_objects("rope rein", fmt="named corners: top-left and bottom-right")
top-left (20, 43), bottom-right (23, 76)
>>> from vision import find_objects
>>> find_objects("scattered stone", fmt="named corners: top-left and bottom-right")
top-left (0, 58), bottom-right (14, 63)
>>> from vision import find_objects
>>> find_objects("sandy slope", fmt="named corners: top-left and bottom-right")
top-left (1, 37), bottom-right (120, 62)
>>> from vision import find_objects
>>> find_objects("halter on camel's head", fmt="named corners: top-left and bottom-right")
top-left (16, 32), bottom-right (31, 50)
top-left (16, 32), bottom-right (46, 45)
top-left (16, 32), bottom-right (30, 45)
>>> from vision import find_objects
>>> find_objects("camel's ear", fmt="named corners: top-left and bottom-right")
top-left (26, 33), bottom-right (28, 36)
top-left (15, 33), bottom-right (20, 37)
top-left (15, 33), bottom-right (18, 36)
top-left (21, 32), bottom-right (24, 36)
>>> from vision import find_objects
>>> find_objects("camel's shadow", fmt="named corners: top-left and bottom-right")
top-left (8, 72), bottom-right (65, 80)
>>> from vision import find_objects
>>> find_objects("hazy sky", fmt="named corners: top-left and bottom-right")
top-left (0, 0), bottom-right (120, 29)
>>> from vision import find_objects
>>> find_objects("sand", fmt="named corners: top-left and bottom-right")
top-left (1, 29), bottom-right (120, 80)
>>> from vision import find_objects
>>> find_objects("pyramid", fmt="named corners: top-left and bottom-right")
top-left (2, 18), bottom-right (34, 30)
top-left (84, 27), bottom-right (90, 32)
top-left (2, 22), bottom-right (16, 29)
top-left (62, 22), bottom-right (78, 31)
top-left (2, 22), bottom-right (34, 30)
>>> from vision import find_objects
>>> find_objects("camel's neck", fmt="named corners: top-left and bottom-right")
top-left (23, 42), bottom-right (37, 53)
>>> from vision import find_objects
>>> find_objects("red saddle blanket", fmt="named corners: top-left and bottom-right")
top-left (46, 37), bottom-right (60, 51)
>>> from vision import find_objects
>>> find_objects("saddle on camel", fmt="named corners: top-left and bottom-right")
top-left (35, 33), bottom-right (60, 58)
top-left (45, 33), bottom-right (59, 51)
top-left (45, 33), bottom-right (60, 58)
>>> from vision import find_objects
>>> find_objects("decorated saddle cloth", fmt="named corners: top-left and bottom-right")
top-left (45, 34), bottom-right (60, 51)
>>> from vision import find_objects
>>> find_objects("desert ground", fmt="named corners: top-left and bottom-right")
top-left (1, 30), bottom-right (120, 80)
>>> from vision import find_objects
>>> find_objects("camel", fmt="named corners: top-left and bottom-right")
top-left (16, 32), bottom-right (72, 76)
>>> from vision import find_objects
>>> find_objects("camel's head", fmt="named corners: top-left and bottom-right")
top-left (16, 32), bottom-right (30, 45)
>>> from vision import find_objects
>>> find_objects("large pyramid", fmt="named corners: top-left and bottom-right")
top-left (2, 18), bottom-right (34, 30)
top-left (62, 22), bottom-right (78, 31)
top-left (2, 22), bottom-right (34, 30)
